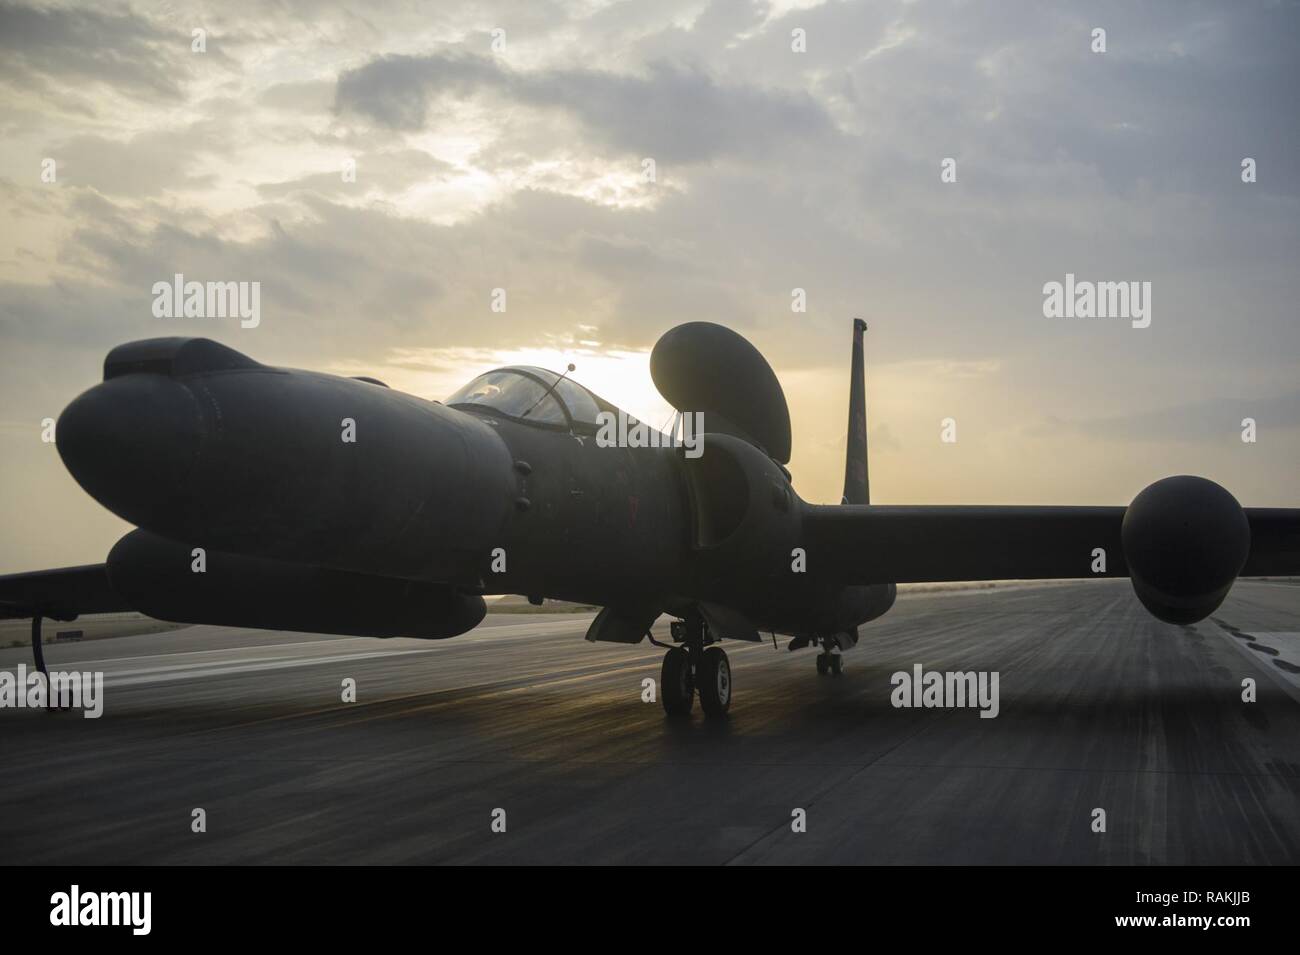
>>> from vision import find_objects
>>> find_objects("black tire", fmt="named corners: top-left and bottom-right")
top-left (698, 646), bottom-right (732, 717)
top-left (830, 654), bottom-right (843, 676)
top-left (816, 654), bottom-right (829, 675)
top-left (661, 647), bottom-right (693, 716)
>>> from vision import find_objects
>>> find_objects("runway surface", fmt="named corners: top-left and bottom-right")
top-left (3, 578), bottom-right (1299, 865)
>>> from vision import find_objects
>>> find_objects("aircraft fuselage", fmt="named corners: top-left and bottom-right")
top-left (55, 337), bottom-right (886, 643)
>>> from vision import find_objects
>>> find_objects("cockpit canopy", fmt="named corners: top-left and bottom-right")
top-left (445, 366), bottom-right (610, 431)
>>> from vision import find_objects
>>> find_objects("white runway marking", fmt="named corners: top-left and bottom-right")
top-left (1, 618), bottom-right (598, 690)
top-left (31, 618), bottom-right (593, 672)
top-left (1209, 623), bottom-right (1300, 701)
top-left (102, 647), bottom-right (444, 687)
top-left (1243, 631), bottom-right (1300, 684)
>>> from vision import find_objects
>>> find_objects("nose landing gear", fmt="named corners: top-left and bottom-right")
top-left (658, 615), bottom-right (731, 717)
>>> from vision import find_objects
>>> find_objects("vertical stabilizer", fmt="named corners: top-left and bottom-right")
top-left (841, 318), bottom-right (869, 505)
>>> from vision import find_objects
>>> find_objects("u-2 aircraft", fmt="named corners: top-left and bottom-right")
top-left (2, 320), bottom-right (1298, 717)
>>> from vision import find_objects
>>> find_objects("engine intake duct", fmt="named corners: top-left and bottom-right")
top-left (107, 530), bottom-right (485, 639)
top-left (678, 432), bottom-right (799, 577)
top-left (1121, 475), bottom-right (1250, 624)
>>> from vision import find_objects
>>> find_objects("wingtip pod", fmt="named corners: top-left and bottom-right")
top-left (1122, 475), bottom-right (1250, 624)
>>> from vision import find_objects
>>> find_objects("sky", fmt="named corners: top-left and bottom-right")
top-left (0, 0), bottom-right (1298, 573)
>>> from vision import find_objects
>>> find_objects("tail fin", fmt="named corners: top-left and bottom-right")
top-left (841, 318), bottom-right (869, 505)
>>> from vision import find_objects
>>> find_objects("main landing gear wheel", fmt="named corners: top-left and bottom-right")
top-left (661, 646), bottom-right (694, 716)
top-left (697, 646), bottom-right (732, 717)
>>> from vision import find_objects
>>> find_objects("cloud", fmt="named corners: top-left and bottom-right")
top-left (1038, 392), bottom-right (1300, 445)
top-left (47, 131), bottom-right (219, 196)
top-left (0, 1), bottom-right (228, 107)
top-left (335, 51), bottom-right (504, 129)
top-left (336, 50), bottom-right (836, 163)
top-left (255, 149), bottom-right (456, 199)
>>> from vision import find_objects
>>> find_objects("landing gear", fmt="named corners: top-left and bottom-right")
top-left (698, 646), bottom-right (732, 716)
top-left (661, 646), bottom-right (694, 716)
top-left (659, 614), bottom-right (730, 718)
top-left (31, 612), bottom-right (63, 713)
top-left (31, 613), bottom-right (47, 679)
top-left (815, 653), bottom-right (842, 675)
top-left (789, 634), bottom-right (847, 676)
top-left (815, 635), bottom-right (843, 676)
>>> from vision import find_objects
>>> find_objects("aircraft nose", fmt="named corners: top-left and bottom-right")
top-left (56, 374), bottom-right (204, 527)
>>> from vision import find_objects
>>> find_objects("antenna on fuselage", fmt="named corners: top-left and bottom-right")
top-left (522, 362), bottom-right (576, 418)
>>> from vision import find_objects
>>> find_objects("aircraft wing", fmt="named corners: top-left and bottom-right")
top-left (801, 504), bottom-right (1300, 583)
top-left (0, 564), bottom-right (130, 621)
top-left (1238, 508), bottom-right (1300, 576)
